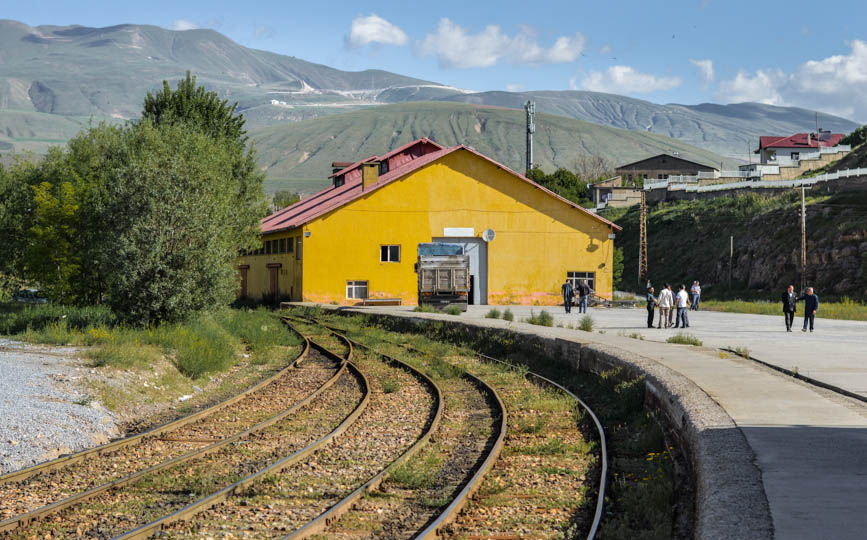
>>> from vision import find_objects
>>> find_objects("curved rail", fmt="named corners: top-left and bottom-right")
top-left (0, 325), bottom-right (339, 533)
top-left (113, 327), bottom-right (369, 540)
top-left (0, 323), bottom-right (311, 486)
top-left (280, 321), bottom-right (446, 540)
top-left (476, 352), bottom-right (608, 540)
top-left (297, 316), bottom-right (507, 540)
top-left (310, 315), bottom-right (606, 540)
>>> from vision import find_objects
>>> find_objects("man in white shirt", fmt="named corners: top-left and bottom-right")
top-left (675, 284), bottom-right (690, 328)
top-left (657, 283), bottom-right (673, 328)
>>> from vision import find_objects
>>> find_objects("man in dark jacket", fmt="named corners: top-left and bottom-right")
top-left (577, 280), bottom-right (592, 313)
top-left (781, 285), bottom-right (797, 332)
top-left (561, 279), bottom-right (575, 313)
top-left (798, 287), bottom-right (819, 332)
top-left (646, 287), bottom-right (657, 328)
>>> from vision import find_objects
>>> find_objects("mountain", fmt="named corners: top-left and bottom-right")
top-left (250, 101), bottom-right (734, 181)
top-left (438, 91), bottom-right (860, 159)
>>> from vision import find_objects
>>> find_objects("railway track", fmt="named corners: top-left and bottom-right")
top-left (308, 314), bottom-right (607, 540)
top-left (0, 321), bottom-right (365, 539)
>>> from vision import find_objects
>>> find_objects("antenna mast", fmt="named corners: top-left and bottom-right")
top-left (525, 100), bottom-right (535, 173)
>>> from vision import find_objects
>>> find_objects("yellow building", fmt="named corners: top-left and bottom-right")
top-left (237, 138), bottom-right (620, 306)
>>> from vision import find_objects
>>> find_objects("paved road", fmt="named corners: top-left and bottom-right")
top-left (356, 304), bottom-right (867, 539)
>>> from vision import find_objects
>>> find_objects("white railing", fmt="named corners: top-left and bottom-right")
top-left (697, 171), bottom-right (719, 179)
top-left (686, 167), bottom-right (867, 193)
top-left (643, 180), bottom-right (669, 190)
top-left (666, 174), bottom-right (700, 183)
top-left (720, 170), bottom-right (754, 178)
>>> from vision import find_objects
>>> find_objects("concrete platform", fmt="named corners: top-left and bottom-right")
top-left (326, 304), bottom-right (867, 540)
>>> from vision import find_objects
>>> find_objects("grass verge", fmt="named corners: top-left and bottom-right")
top-left (701, 298), bottom-right (867, 321)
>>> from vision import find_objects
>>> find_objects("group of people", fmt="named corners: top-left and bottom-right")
top-left (782, 285), bottom-right (820, 332)
top-left (561, 279), bottom-right (593, 314)
top-left (645, 282), bottom-right (697, 329)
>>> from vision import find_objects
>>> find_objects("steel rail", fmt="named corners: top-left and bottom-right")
top-left (0, 324), bottom-right (311, 487)
top-left (475, 352), bottom-right (608, 540)
top-left (0, 338), bottom-right (342, 533)
top-left (112, 328), bottom-right (369, 540)
top-left (300, 316), bottom-right (507, 540)
top-left (280, 323), bottom-right (445, 540)
top-left (313, 315), bottom-right (607, 540)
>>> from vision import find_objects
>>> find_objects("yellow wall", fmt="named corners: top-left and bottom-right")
top-left (236, 231), bottom-right (303, 300)
top-left (299, 149), bottom-right (616, 305)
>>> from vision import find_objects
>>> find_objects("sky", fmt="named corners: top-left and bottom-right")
top-left (4, 0), bottom-right (867, 122)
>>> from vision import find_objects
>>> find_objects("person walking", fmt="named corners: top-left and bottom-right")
top-left (667, 284), bottom-right (676, 327)
top-left (781, 284), bottom-right (797, 332)
top-left (561, 279), bottom-right (575, 314)
top-left (798, 287), bottom-right (819, 332)
top-left (675, 284), bottom-right (691, 328)
top-left (646, 287), bottom-right (657, 328)
top-left (577, 279), bottom-right (592, 314)
top-left (657, 283), bottom-right (673, 328)
top-left (690, 281), bottom-right (701, 311)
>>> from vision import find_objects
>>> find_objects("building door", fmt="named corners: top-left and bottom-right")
top-left (238, 266), bottom-right (249, 299)
top-left (433, 237), bottom-right (487, 305)
top-left (266, 263), bottom-right (281, 303)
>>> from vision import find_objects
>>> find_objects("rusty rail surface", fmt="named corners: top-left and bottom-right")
top-left (112, 327), bottom-right (369, 540)
top-left (0, 324), bottom-right (311, 487)
top-left (281, 323), bottom-right (445, 540)
top-left (0, 325), bottom-right (343, 533)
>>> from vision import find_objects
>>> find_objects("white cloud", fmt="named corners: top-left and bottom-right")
top-left (505, 83), bottom-right (525, 92)
top-left (717, 40), bottom-right (867, 121)
top-left (689, 58), bottom-right (714, 87)
top-left (348, 14), bottom-right (408, 47)
top-left (599, 45), bottom-right (611, 55)
top-left (581, 66), bottom-right (681, 94)
top-left (169, 19), bottom-right (199, 31)
top-left (417, 19), bottom-right (585, 68)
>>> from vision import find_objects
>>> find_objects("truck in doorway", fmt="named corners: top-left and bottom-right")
top-left (416, 243), bottom-right (470, 311)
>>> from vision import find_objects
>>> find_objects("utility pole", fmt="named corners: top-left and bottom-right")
top-left (729, 236), bottom-right (733, 290)
top-left (639, 191), bottom-right (648, 287)
top-left (801, 186), bottom-right (807, 292)
top-left (525, 100), bottom-right (535, 173)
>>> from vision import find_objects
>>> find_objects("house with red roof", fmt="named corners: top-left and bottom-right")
top-left (758, 132), bottom-right (845, 165)
top-left (237, 138), bottom-right (620, 306)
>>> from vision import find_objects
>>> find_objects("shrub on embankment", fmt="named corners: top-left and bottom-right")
top-left (1, 304), bottom-right (299, 378)
top-left (604, 191), bottom-right (867, 302)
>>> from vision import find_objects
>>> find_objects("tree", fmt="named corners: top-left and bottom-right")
top-left (841, 125), bottom-right (867, 148)
top-left (526, 167), bottom-right (591, 207)
top-left (272, 190), bottom-right (301, 212)
top-left (106, 122), bottom-right (259, 325)
top-left (612, 246), bottom-right (624, 290)
top-left (0, 161), bottom-right (33, 299)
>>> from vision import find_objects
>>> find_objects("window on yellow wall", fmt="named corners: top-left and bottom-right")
top-left (567, 271), bottom-right (595, 292)
top-left (265, 241), bottom-right (272, 255)
top-left (279, 238), bottom-right (287, 253)
top-left (380, 245), bottom-right (400, 262)
top-left (346, 280), bottom-right (368, 299)
top-left (296, 238), bottom-right (302, 260)
top-left (287, 238), bottom-right (294, 252)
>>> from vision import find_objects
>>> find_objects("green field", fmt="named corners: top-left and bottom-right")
top-left (702, 299), bottom-right (867, 321)
top-left (262, 177), bottom-right (330, 196)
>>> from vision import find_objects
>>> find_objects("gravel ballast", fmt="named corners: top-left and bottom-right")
top-left (0, 340), bottom-right (119, 474)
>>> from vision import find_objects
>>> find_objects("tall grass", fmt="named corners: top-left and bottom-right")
top-left (525, 309), bottom-right (554, 327)
top-left (0, 303), bottom-right (116, 335)
top-left (701, 298), bottom-right (867, 321)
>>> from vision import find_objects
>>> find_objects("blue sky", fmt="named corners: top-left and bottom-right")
top-left (5, 0), bottom-right (867, 121)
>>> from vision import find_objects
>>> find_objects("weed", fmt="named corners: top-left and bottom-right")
top-left (413, 304), bottom-right (436, 313)
top-left (73, 395), bottom-right (93, 406)
top-left (485, 308), bottom-right (502, 319)
top-left (388, 452), bottom-right (443, 489)
top-left (502, 308), bottom-right (514, 322)
top-left (443, 305), bottom-right (463, 316)
top-left (526, 309), bottom-right (554, 327)
top-left (578, 315), bottom-right (595, 332)
top-left (733, 346), bottom-right (750, 358)
top-left (666, 333), bottom-right (702, 346)
top-left (381, 378), bottom-right (401, 394)
top-left (90, 341), bottom-right (162, 368)
top-left (793, 366), bottom-right (800, 377)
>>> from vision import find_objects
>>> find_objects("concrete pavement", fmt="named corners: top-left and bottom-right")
top-left (340, 304), bottom-right (867, 539)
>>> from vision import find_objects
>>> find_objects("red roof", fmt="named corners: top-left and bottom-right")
top-left (327, 137), bottom-right (444, 179)
top-left (260, 138), bottom-right (620, 233)
top-left (759, 133), bottom-right (845, 150)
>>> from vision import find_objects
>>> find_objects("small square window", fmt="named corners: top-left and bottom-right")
top-left (380, 245), bottom-right (400, 262)
top-left (346, 280), bottom-right (368, 299)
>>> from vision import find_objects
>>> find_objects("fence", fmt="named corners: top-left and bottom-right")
top-left (644, 167), bottom-right (867, 194)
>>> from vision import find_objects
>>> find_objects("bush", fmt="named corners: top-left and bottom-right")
top-left (578, 315), bottom-right (595, 332)
top-left (666, 333), bottom-right (702, 346)
top-left (485, 308), bottom-right (502, 319)
top-left (413, 304), bottom-right (436, 313)
top-left (526, 309), bottom-right (554, 327)
top-left (502, 308), bottom-right (515, 321)
top-left (443, 305), bottom-right (463, 316)
top-left (0, 302), bottom-right (116, 335)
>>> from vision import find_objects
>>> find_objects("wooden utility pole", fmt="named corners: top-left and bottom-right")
top-left (801, 186), bottom-right (807, 292)
top-left (638, 190), bottom-right (648, 287)
top-left (729, 236), bottom-right (733, 290)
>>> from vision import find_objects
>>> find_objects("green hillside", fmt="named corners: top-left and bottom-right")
top-left (604, 191), bottom-right (867, 300)
top-left (250, 101), bottom-right (735, 180)
top-left (441, 90), bottom-right (859, 159)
